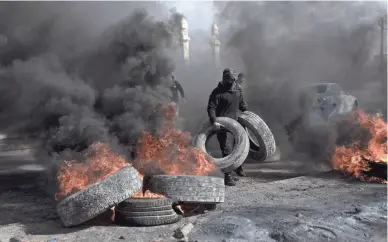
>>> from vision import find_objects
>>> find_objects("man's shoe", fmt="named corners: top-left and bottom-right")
top-left (235, 167), bottom-right (246, 177)
top-left (224, 174), bottom-right (236, 186)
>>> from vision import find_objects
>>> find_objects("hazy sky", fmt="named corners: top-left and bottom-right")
top-left (166, 1), bottom-right (214, 30)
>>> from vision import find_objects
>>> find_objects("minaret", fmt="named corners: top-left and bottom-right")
top-left (378, 14), bottom-right (387, 68)
top-left (180, 16), bottom-right (190, 64)
top-left (211, 23), bottom-right (220, 68)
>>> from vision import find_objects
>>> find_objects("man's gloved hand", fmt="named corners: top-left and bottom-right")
top-left (213, 122), bottom-right (221, 130)
top-left (182, 98), bottom-right (188, 103)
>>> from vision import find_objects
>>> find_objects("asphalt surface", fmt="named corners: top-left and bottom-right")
top-left (0, 142), bottom-right (386, 242)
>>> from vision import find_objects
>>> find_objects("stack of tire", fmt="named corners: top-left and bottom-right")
top-left (56, 167), bottom-right (225, 227)
top-left (114, 197), bottom-right (181, 226)
top-left (115, 175), bottom-right (225, 226)
top-left (194, 111), bottom-right (277, 172)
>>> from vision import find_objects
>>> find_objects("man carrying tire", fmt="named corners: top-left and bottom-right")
top-left (207, 68), bottom-right (248, 186)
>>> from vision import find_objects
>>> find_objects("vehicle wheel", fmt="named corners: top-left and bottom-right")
top-left (194, 117), bottom-right (249, 172)
top-left (237, 111), bottom-right (276, 161)
top-left (56, 166), bottom-right (142, 227)
top-left (148, 175), bottom-right (225, 204)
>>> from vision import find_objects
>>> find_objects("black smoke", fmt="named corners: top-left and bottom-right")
top-left (0, 2), bottom-right (183, 162)
top-left (214, 1), bottom-right (387, 161)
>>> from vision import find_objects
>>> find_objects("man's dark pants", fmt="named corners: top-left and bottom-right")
top-left (216, 131), bottom-right (235, 175)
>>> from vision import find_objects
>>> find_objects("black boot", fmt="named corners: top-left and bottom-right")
top-left (234, 166), bottom-right (246, 177)
top-left (224, 173), bottom-right (236, 186)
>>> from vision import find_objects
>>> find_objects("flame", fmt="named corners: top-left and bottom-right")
top-left (131, 190), bottom-right (164, 198)
top-left (55, 142), bottom-right (130, 200)
top-left (111, 207), bottom-right (115, 222)
top-left (133, 103), bottom-right (216, 176)
top-left (55, 103), bottom-right (215, 200)
top-left (175, 205), bottom-right (184, 214)
top-left (331, 110), bottom-right (387, 183)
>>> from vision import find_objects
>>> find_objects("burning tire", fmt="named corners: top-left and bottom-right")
top-left (116, 197), bottom-right (174, 211)
top-left (148, 175), bottom-right (225, 203)
top-left (238, 111), bottom-right (276, 161)
top-left (115, 197), bottom-right (181, 226)
top-left (194, 117), bottom-right (249, 172)
top-left (56, 166), bottom-right (142, 227)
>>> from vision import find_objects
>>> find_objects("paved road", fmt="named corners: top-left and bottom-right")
top-left (0, 141), bottom-right (385, 242)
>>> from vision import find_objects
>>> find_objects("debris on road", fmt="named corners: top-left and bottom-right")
top-left (9, 237), bottom-right (28, 242)
top-left (173, 223), bottom-right (194, 239)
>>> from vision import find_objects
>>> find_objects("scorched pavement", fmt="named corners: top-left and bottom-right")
top-left (0, 159), bottom-right (386, 242)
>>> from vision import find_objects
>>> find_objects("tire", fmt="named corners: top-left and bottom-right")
top-left (261, 146), bottom-right (281, 163)
top-left (237, 111), bottom-right (276, 161)
top-left (116, 197), bottom-right (173, 210)
top-left (148, 175), bottom-right (225, 204)
top-left (115, 213), bottom-right (181, 226)
top-left (115, 209), bottom-right (176, 217)
top-left (56, 166), bottom-right (142, 227)
top-left (204, 204), bottom-right (217, 211)
top-left (116, 205), bottom-right (172, 212)
top-left (193, 117), bottom-right (249, 172)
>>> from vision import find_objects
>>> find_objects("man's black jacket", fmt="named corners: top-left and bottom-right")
top-left (207, 81), bottom-right (247, 124)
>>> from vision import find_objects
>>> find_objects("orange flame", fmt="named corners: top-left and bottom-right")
top-left (331, 110), bottom-right (387, 183)
top-left (55, 142), bottom-right (130, 200)
top-left (131, 190), bottom-right (164, 198)
top-left (133, 103), bottom-right (216, 176)
top-left (55, 103), bottom-right (215, 200)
